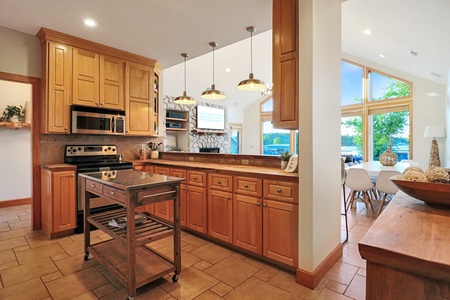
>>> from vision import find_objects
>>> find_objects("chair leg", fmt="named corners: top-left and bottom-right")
top-left (377, 194), bottom-right (387, 217)
top-left (364, 192), bottom-right (375, 213)
top-left (346, 191), bottom-right (356, 212)
top-left (341, 184), bottom-right (349, 243)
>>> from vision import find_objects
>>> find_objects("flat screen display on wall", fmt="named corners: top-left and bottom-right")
top-left (196, 105), bottom-right (225, 130)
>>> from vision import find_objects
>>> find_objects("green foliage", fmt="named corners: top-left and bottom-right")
top-left (273, 137), bottom-right (283, 144)
top-left (279, 151), bottom-right (293, 161)
top-left (1, 105), bottom-right (25, 122)
top-left (372, 79), bottom-right (410, 100)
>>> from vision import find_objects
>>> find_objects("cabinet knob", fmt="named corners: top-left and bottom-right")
top-left (193, 177), bottom-right (198, 180)
top-left (263, 203), bottom-right (267, 207)
top-left (217, 181), bottom-right (222, 185)
top-left (109, 191), bottom-right (115, 195)
top-left (227, 197), bottom-right (231, 200)
top-left (257, 203), bottom-right (261, 206)
top-left (277, 189), bottom-right (282, 193)
top-left (71, 174), bottom-right (74, 177)
top-left (244, 184), bottom-right (249, 188)
top-left (91, 184), bottom-right (95, 187)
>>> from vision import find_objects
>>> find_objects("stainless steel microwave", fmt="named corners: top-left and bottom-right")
top-left (71, 105), bottom-right (126, 135)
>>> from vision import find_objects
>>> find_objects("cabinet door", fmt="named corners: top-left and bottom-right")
top-left (233, 194), bottom-right (262, 254)
top-left (272, 0), bottom-right (298, 129)
top-left (44, 42), bottom-right (72, 134)
top-left (72, 48), bottom-right (100, 107)
top-left (263, 199), bottom-right (298, 267)
top-left (186, 185), bottom-right (207, 233)
top-left (52, 171), bottom-right (76, 232)
top-left (125, 62), bottom-right (154, 135)
top-left (153, 166), bottom-right (171, 220)
top-left (208, 190), bottom-right (233, 243)
top-left (100, 55), bottom-right (124, 109)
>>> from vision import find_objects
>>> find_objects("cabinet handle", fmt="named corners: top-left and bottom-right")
top-left (244, 184), bottom-right (249, 188)
top-left (71, 174), bottom-right (74, 177)
top-left (91, 184), bottom-right (96, 188)
top-left (227, 197), bottom-right (231, 200)
top-left (109, 191), bottom-right (115, 195)
top-left (257, 203), bottom-right (261, 206)
top-left (277, 189), bottom-right (282, 193)
top-left (217, 181), bottom-right (222, 185)
top-left (193, 177), bottom-right (198, 180)
top-left (263, 204), bottom-right (267, 207)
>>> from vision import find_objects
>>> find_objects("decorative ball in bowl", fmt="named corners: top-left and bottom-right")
top-left (390, 174), bottom-right (450, 208)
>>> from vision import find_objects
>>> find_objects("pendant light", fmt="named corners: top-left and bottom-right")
top-left (174, 53), bottom-right (196, 104)
top-left (201, 42), bottom-right (226, 100)
top-left (237, 26), bottom-right (266, 91)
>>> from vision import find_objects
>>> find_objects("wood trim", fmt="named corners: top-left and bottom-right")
top-left (36, 27), bottom-right (157, 67)
top-left (0, 198), bottom-right (31, 208)
top-left (295, 243), bottom-right (343, 289)
top-left (0, 71), bottom-right (41, 230)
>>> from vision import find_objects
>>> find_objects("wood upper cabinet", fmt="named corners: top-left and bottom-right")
top-left (208, 189), bottom-right (233, 243)
top-left (263, 199), bottom-right (298, 267)
top-left (272, 0), bottom-right (299, 129)
top-left (186, 185), bottom-right (207, 233)
top-left (233, 194), bottom-right (263, 254)
top-left (73, 49), bottom-right (124, 109)
top-left (40, 166), bottom-right (76, 238)
top-left (41, 41), bottom-right (72, 134)
top-left (125, 62), bottom-right (155, 136)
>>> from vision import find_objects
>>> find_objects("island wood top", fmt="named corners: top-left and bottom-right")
top-left (132, 159), bottom-right (299, 178)
top-left (79, 169), bottom-right (184, 191)
top-left (359, 191), bottom-right (450, 282)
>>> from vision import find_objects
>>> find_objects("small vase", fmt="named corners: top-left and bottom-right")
top-left (281, 160), bottom-right (288, 170)
top-left (379, 146), bottom-right (398, 166)
top-left (139, 150), bottom-right (146, 160)
top-left (151, 151), bottom-right (159, 159)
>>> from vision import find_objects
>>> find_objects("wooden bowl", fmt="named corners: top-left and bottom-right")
top-left (390, 175), bottom-right (450, 208)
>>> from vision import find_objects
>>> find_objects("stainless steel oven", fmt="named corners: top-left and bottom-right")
top-left (64, 144), bottom-right (133, 233)
top-left (71, 105), bottom-right (125, 135)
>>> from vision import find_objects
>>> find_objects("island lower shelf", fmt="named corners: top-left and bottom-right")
top-left (88, 239), bottom-right (175, 288)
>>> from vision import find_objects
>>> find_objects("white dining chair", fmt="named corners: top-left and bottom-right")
top-left (375, 170), bottom-right (400, 217)
top-left (345, 168), bottom-right (376, 214)
top-left (341, 158), bottom-right (348, 243)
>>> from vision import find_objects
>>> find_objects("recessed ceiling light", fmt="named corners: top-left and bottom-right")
top-left (379, 54), bottom-right (386, 58)
top-left (363, 29), bottom-right (372, 35)
top-left (225, 68), bottom-right (231, 73)
top-left (84, 19), bottom-right (97, 27)
top-left (426, 92), bottom-right (440, 97)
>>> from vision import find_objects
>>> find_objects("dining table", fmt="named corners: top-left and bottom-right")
top-left (347, 160), bottom-right (418, 178)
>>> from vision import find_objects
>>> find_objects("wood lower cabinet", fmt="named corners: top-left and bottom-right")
top-left (208, 189), bottom-right (233, 243)
top-left (170, 168), bottom-right (187, 227)
top-left (153, 166), bottom-right (172, 221)
top-left (233, 194), bottom-right (263, 254)
top-left (263, 199), bottom-right (298, 267)
top-left (186, 185), bottom-right (207, 233)
top-left (41, 41), bottom-right (72, 134)
top-left (272, 0), bottom-right (299, 129)
top-left (40, 165), bottom-right (76, 238)
top-left (125, 62), bottom-right (155, 136)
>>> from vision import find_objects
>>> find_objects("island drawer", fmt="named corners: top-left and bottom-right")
top-left (187, 170), bottom-right (207, 187)
top-left (86, 179), bottom-right (103, 195)
top-left (263, 180), bottom-right (298, 203)
top-left (234, 176), bottom-right (262, 197)
top-left (209, 173), bottom-right (233, 191)
top-left (103, 185), bottom-right (125, 203)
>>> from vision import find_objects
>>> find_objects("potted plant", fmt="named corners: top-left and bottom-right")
top-left (279, 151), bottom-right (293, 170)
top-left (1, 105), bottom-right (25, 123)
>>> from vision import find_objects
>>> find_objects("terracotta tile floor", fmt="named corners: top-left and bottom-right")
top-left (0, 199), bottom-right (376, 300)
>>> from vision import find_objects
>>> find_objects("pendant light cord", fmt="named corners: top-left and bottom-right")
top-left (184, 56), bottom-right (187, 91)
top-left (212, 44), bottom-right (215, 85)
top-left (250, 29), bottom-right (253, 73)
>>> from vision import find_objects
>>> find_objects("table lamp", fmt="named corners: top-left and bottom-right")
top-left (423, 125), bottom-right (446, 167)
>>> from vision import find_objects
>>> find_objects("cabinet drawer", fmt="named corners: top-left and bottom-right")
top-left (103, 185), bottom-right (125, 203)
top-left (209, 173), bottom-right (233, 192)
top-left (86, 179), bottom-right (103, 195)
top-left (187, 171), bottom-right (206, 187)
top-left (170, 168), bottom-right (187, 182)
top-left (154, 166), bottom-right (170, 175)
top-left (144, 165), bottom-right (154, 174)
top-left (234, 176), bottom-right (262, 197)
top-left (263, 180), bottom-right (298, 203)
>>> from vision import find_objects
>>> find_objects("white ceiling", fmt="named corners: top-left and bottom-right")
top-left (0, 0), bottom-right (449, 111)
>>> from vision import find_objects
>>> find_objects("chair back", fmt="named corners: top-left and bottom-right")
top-left (375, 170), bottom-right (400, 195)
top-left (345, 168), bottom-right (373, 191)
top-left (341, 158), bottom-right (347, 185)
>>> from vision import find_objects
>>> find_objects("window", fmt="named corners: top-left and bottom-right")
top-left (229, 123), bottom-right (243, 154)
top-left (341, 60), bottom-right (413, 161)
top-left (260, 97), bottom-right (298, 155)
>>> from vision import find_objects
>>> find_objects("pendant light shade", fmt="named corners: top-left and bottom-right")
top-left (237, 26), bottom-right (266, 91)
top-left (174, 53), bottom-right (196, 105)
top-left (202, 42), bottom-right (226, 100)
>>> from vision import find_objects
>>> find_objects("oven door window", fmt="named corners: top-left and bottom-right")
top-left (77, 115), bottom-right (111, 130)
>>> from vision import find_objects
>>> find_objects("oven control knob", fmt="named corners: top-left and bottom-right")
top-left (73, 149), bottom-right (77, 153)
top-left (78, 147), bottom-right (82, 151)
top-left (108, 147), bottom-right (111, 150)
top-left (112, 148), bottom-right (116, 152)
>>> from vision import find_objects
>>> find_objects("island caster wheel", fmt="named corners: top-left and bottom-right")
top-left (172, 274), bottom-right (179, 282)
top-left (83, 254), bottom-right (89, 261)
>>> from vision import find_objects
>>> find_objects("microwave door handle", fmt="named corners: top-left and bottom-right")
top-left (112, 116), bottom-right (115, 133)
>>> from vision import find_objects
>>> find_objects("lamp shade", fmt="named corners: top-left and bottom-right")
top-left (423, 126), bottom-right (446, 138)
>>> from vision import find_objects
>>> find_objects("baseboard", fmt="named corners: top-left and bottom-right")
top-left (0, 198), bottom-right (31, 208)
top-left (296, 243), bottom-right (343, 289)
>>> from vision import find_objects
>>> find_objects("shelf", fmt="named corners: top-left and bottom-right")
top-left (191, 129), bottom-right (228, 136)
top-left (166, 128), bottom-right (188, 132)
top-left (88, 239), bottom-right (175, 288)
top-left (87, 208), bottom-right (174, 247)
top-left (166, 117), bottom-right (188, 122)
top-left (0, 121), bottom-right (31, 129)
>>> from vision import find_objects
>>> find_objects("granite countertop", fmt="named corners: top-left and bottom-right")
top-left (79, 169), bottom-right (184, 190)
top-left (131, 159), bottom-right (298, 178)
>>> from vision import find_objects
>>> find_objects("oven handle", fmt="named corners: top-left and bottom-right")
top-left (77, 164), bottom-right (133, 173)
